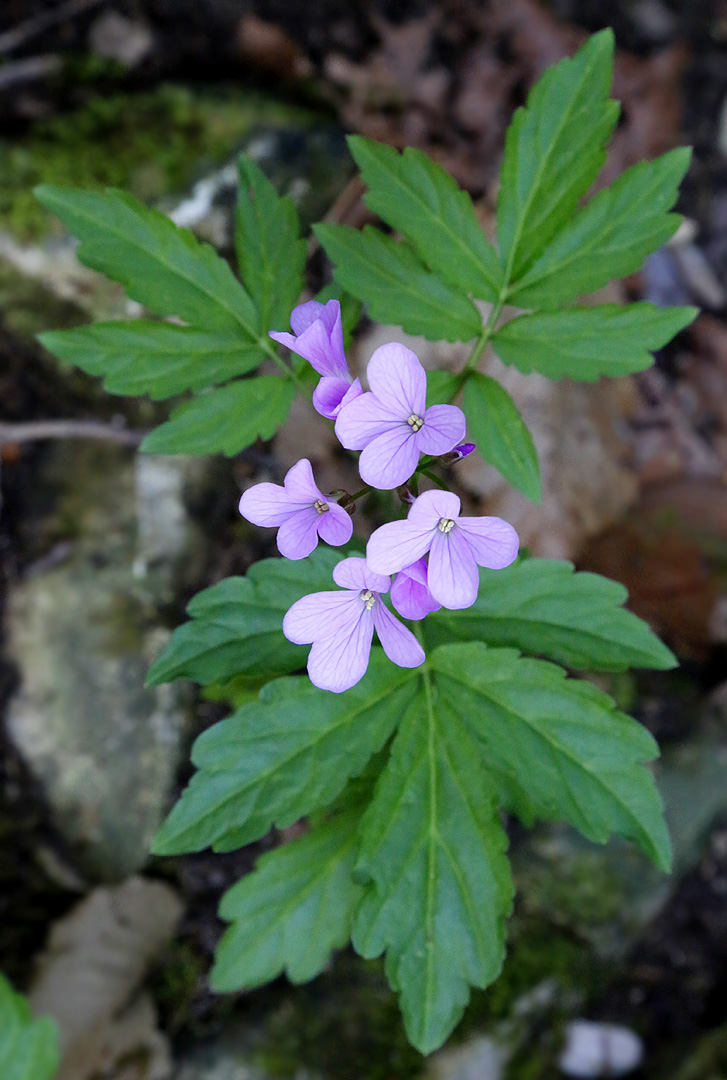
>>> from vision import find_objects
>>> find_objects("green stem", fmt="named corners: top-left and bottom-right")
top-left (448, 290), bottom-right (508, 401)
top-left (262, 337), bottom-right (309, 398)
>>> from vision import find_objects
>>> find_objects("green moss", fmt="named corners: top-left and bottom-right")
top-left (0, 85), bottom-right (316, 241)
top-left (0, 261), bottom-right (86, 341)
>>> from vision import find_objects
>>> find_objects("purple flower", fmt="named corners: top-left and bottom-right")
top-left (239, 458), bottom-right (352, 560)
top-left (269, 299), bottom-right (362, 419)
top-left (390, 558), bottom-right (442, 620)
top-left (366, 489), bottom-right (519, 610)
top-left (335, 343), bottom-right (466, 489)
top-left (282, 557), bottom-right (425, 693)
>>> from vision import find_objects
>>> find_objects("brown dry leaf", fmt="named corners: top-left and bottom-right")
top-left (235, 14), bottom-right (313, 78)
top-left (580, 480), bottom-right (727, 658)
top-left (29, 877), bottom-right (183, 1080)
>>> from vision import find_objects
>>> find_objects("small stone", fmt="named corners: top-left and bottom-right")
top-left (559, 1021), bottom-right (643, 1078)
top-left (426, 1035), bottom-right (505, 1080)
top-left (88, 11), bottom-right (154, 68)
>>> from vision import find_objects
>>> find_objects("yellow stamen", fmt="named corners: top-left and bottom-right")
top-left (360, 589), bottom-right (376, 610)
top-left (438, 517), bottom-right (455, 534)
top-left (314, 499), bottom-right (329, 515)
top-left (407, 414), bottom-right (424, 432)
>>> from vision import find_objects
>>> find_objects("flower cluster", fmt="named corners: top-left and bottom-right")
top-left (239, 300), bottom-right (519, 692)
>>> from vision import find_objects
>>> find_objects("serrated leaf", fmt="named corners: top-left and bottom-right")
top-left (34, 185), bottom-right (259, 337)
top-left (314, 223), bottom-right (482, 343)
top-left (349, 136), bottom-right (503, 302)
top-left (0, 974), bottom-right (58, 1080)
top-left (211, 807), bottom-right (364, 991)
top-left (464, 372), bottom-right (541, 501)
top-left (431, 643), bottom-right (672, 870)
top-left (493, 303), bottom-right (697, 381)
top-left (39, 322), bottom-right (263, 399)
top-left (236, 156), bottom-right (306, 330)
top-left (508, 148), bottom-right (691, 307)
top-left (497, 30), bottom-right (619, 278)
top-left (140, 375), bottom-right (294, 455)
top-left (353, 679), bottom-right (513, 1054)
top-left (426, 558), bottom-right (676, 672)
top-left (146, 549), bottom-right (343, 688)
top-left (151, 654), bottom-right (419, 855)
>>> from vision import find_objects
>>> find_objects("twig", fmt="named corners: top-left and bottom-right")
top-left (306, 175), bottom-right (367, 261)
top-left (0, 0), bottom-right (105, 55)
top-left (0, 420), bottom-right (146, 447)
top-left (0, 55), bottom-right (62, 90)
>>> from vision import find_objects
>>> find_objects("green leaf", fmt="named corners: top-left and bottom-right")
top-left (493, 303), bottom-right (697, 380)
top-left (464, 372), bottom-right (541, 501)
top-left (353, 678), bottom-right (513, 1054)
top-left (314, 223), bottom-right (483, 343)
top-left (236, 156), bottom-right (306, 331)
top-left (349, 136), bottom-right (503, 302)
top-left (140, 375), bottom-right (294, 455)
top-left (426, 369), bottom-right (460, 407)
top-left (0, 974), bottom-right (59, 1080)
top-left (211, 807), bottom-right (364, 991)
top-left (497, 30), bottom-right (619, 278)
top-left (431, 643), bottom-right (672, 870)
top-left (151, 654), bottom-right (418, 854)
top-left (427, 558), bottom-right (677, 672)
top-left (146, 549), bottom-right (343, 688)
top-left (34, 185), bottom-right (259, 337)
top-left (508, 148), bottom-right (691, 307)
top-left (39, 322), bottom-right (263, 399)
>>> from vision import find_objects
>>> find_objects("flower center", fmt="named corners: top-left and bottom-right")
top-left (314, 499), bottom-right (329, 515)
top-left (360, 588), bottom-right (376, 610)
top-left (406, 413), bottom-right (424, 432)
top-left (438, 517), bottom-right (455, 533)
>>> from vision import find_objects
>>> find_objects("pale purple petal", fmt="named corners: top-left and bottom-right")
top-left (367, 343), bottom-right (426, 416)
top-left (335, 391), bottom-right (401, 450)
top-left (313, 376), bottom-right (354, 420)
top-left (316, 503), bottom-right (353, 547)
top-left (456, 516), bottom-right (520, 569)
top-left (407, 489), bottom-right (461, 529)
top-left (283, 458), bottom-right (322, 504)
top-left (286, 319), bottom-right (340, 377)
top-left (239, 482), bottom-right (298, 527)
top-left (307, 607), bottom-right (375, 692)
top-left (390, 559), bottom-right (442, 620)
top-left (283, 590), bottom-right (362, 644)
top-left (333, 556), bottom-right (389, 594)
top-left (373, 602), bottom-right (425, 668)
top-left (290, 300), bottom-right (330, 336)
top-left (277, 509), bottom-right (321, 560)
top-left (428, 527), bottom-right (479, 609)
top-left (416, 404), bottom-right (467, 456)
top-left (269, 330), bottom-right (298, 351)
top-left (358, 426), bottom-right (420, 489)
top-left (366, 520), bottom-right (434, 576)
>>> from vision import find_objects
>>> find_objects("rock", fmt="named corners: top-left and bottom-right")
top-left (29, 877), bottom-right (182, 1080)
top-left (426, 1035), bottom-right (506, 1080)
top-left (4, 442), bottom-right (203, 880)
top-left (88, 11), bottom-right (155, 68)
top-left (558, 1021), bottom-right (643, 1078)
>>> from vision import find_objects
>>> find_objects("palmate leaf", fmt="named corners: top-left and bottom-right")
top-left (34, 186), bottom-right (259, 337)
top-left (497, 30), bottom-right (619, 279)
top-left (236, 156), bottom-right (306, 331)
top-left (314, 223), bottom-right (483, 343)
top-left (140, 375), bottom-right (294, 455)
top-left (463, 372), bottom-right (541, 502)
top-left (508, 148), bottom-right (691, 307)
top-left (0, 974), bottom-right (58, 1080)
top-left (353, 677), bottom-right (513, 1055)
top-left (493, 303), bottom-right (697, 380)
top-left (39, 322), bottom-right (264, 399)
top-left (349, 136), bottom-right (503, 302)
top-left (431, 644), bottom-right (672, 870)
top-left (211, 806), bottom-right (364, 992)
top-left (151, 653), bottom-right (419, 855)
top-left (426, 558), bottom-right (676, 672)
top-left (146, 549), bottom-right (342, 688)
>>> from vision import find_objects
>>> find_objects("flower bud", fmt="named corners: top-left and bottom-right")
top-left (438, 442), bottom-right (476, 467)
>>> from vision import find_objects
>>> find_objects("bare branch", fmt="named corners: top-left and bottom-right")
top-left (0, 0), bottom-right (106, 55)
top-left (0, 420), bottom-right (146, 448)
